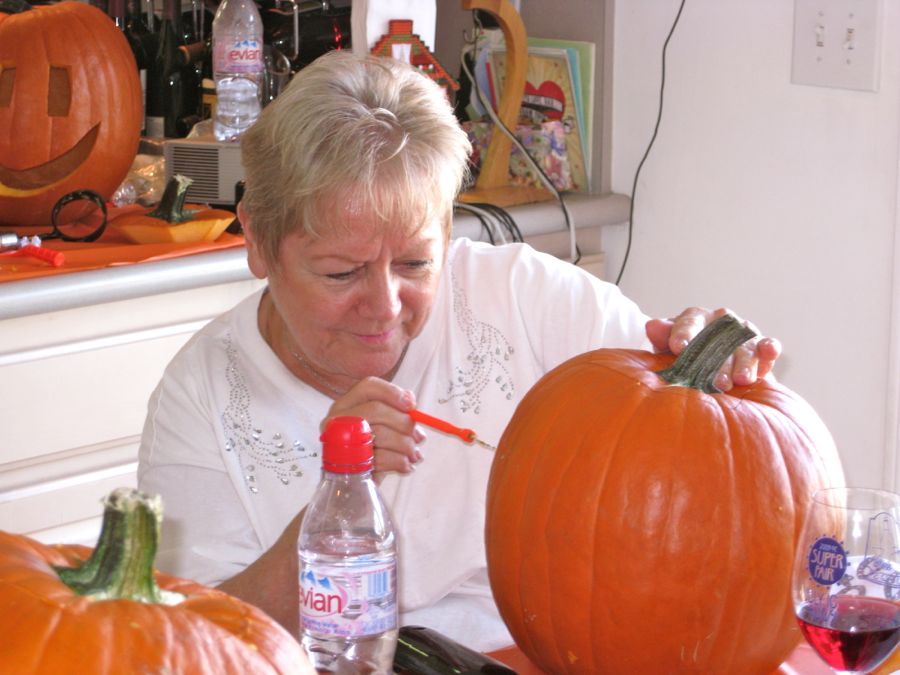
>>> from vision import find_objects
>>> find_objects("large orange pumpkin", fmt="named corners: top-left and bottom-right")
top-left (0, 1), bottom-right (142, 227)
top-left (0, 488), bottom-right (314, 674)
top-left (486, 315), bottom-right (845, 674)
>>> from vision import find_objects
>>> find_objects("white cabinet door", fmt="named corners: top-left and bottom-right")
top-left (0, 278), bottom-right (264, 546)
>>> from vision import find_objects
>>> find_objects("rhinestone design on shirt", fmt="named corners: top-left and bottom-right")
top-left (439, 270), bottom-right (515, 413)
top-left (221, 334), bottom-right (314, 493)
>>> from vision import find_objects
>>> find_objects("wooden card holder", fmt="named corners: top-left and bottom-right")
top-left (458, 0), bottom-right (553, 207)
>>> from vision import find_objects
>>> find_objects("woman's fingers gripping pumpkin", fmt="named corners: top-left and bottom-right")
top-left (322, 377), bottom-right (425, 476)
top-left (645, 307), bottom-right (782, 391)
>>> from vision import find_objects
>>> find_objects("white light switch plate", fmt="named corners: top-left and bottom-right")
top-left (791, 0), bottom-right (883, 92)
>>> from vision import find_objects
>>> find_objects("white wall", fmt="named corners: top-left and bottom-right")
top-left (609, 0), bottom-right (900, 488)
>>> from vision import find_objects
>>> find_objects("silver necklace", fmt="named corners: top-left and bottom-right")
top-left (289, 347), bottom-right (348, 398)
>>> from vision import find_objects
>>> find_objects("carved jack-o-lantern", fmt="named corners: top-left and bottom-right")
top-left (0, 1), bottom-right (142, 227)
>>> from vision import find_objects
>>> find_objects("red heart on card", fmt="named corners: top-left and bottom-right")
top-left (522, 80), bottom-right (565, 120)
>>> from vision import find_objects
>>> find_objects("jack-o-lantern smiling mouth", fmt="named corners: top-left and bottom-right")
top-left (0, 123), bottom-right (100, 193)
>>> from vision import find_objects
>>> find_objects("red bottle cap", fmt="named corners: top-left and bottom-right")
top-left (320, 416), bottom-right (374, 473)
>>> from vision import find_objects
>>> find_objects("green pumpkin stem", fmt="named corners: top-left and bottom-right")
top-left (656, 314), bottom-right (757, 394)
top-left (147, 174), bottom-right (201, 224)
top-left (0, 0), bottom-right (32, 14)
top-left (55, 488), bottom-right (165, 603)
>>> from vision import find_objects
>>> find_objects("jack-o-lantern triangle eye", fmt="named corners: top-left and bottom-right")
top-left (0, 67), bottom-right (14, 107)
top-left (48, 66), bottom-right (70, 117)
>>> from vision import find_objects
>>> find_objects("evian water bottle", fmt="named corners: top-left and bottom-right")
top-left (211, 0), bottom-right (264, 141)
top-left (298, 416), bottom-right (398, 673)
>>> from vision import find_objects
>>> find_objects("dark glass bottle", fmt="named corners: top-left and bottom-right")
top-left (175, 38), bottom-right (211, 135)
top-left (145, 0), bottom-right (201, 138)
top-left (112, 0), bottom-right (152, 135)
top-left (108, 0), bottom-right (125, 28)
top-left (393, 626), bottom-right (517, 675)
top-left (124, 0), bottom-right (152, 57)
top-left (145, 0), bottom-right (160, 32)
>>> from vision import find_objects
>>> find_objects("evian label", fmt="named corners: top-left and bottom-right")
top-left (213, 37), bottom-right (263, 74)
top-left (299, 561), bottom-right (397, 637)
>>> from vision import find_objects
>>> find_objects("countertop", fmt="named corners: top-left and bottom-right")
top-left (0, 192), bottom-right (629, 321)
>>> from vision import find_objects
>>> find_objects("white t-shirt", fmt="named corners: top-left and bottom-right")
top-left (138, 237), bottom-right (650, 651)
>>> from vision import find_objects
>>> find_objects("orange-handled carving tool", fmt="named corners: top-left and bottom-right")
top-left (408, 409), bottom-right (496, 451)
top-left (0, 234), bottom-right (65, 267)
top-left (3, 245), bottom-right (65, 267)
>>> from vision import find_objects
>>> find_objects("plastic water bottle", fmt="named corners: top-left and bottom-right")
top-left (298, 416), bottom-right (398, 673)
top-left (211, 0), bottom-right (264, 141)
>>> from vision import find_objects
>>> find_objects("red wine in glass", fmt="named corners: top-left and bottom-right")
top-left (794, 488), bottom-right (900, 673)
top-left (797, 595), bottom-right (900, 672)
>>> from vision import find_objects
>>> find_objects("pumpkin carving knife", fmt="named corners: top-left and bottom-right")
top-left (408, 409), bottom-right (496, 451)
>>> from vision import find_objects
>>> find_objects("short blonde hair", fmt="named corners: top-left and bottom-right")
top-left (240, 50), bottom-right (472, 263)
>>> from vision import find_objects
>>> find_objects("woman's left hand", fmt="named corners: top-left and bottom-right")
top-left (645, 307), bottom-right (782, 392)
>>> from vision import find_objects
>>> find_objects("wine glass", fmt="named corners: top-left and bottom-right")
top-left (793, 487), bottom-right (900, 673)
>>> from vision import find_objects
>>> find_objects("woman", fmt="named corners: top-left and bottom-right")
top-left (138, 51), bottom-right (779, 652)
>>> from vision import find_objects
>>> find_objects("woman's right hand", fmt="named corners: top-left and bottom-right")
top-left (323, 377), bottom-right (425, 475)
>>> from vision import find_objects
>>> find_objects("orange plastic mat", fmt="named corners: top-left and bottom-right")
top-left (0, 204), bottom-right (245, 283)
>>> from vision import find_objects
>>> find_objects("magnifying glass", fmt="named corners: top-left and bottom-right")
top-left (46, 189), bottom-right (109, 242)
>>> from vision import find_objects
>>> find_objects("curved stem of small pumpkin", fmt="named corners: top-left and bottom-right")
top-left (656, 313), bottom-right (758, 394)
top-left (146, 174), bottom-right (201, 224)
top-left (54, 488), bottom-right (166, 603)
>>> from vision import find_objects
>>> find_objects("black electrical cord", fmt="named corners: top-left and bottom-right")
top-left (469, 202), bottom-right (523, 242)
top-left (615, 0), bottom-right (687, 286)
top-left (454, 203), bottom-right (496, 244)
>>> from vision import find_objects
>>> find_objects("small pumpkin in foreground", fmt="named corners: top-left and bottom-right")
top-left (486, 315), bottom-right (845, 674)
top-left (110, 174), bottom-right (236, 243)
top-left (0, 487), bottom-right (313, 675)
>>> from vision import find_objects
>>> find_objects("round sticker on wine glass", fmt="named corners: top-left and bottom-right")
top-left (807, 536), bottom-right (847, 586)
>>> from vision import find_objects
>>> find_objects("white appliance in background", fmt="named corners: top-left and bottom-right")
top-left (163, 136), bottom-right (245, 206)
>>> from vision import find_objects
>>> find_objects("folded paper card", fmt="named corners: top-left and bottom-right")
top-left (463, 120), bottom-right (574, 192)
